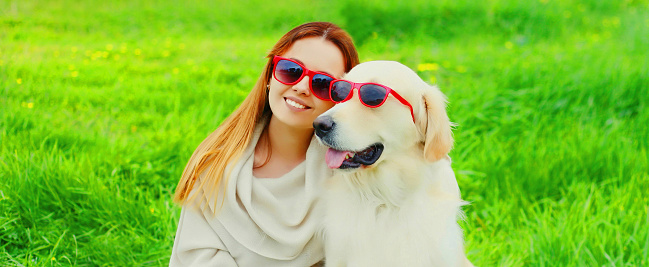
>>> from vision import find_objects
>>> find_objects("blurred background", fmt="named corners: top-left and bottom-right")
top-left (1, 0), bottom-right (648, 265)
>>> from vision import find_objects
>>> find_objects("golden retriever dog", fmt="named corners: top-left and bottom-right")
top-left (313, 61), bottom-right (473, 267)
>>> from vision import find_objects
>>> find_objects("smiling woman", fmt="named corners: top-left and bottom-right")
top-left (169, 21), bottom-right (359, 266)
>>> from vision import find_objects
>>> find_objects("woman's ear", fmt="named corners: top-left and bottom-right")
top-left (416, 85), bottom-right (454, 162)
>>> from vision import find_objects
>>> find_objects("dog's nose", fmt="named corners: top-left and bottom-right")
top-left (313, 116), bottom-right (335, 138)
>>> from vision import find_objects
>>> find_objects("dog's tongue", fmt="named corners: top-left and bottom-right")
top-left (325, 148), bottom-right (352, 169)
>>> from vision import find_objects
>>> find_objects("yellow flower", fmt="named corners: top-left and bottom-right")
top-left (455, 65), bottom-right (467, 73)
top-left (131, 125), bottom-right (137, 132)
top-left (150, 208), bottom-right (155, 213)
top-left (71, 71), bottom-right (79, 78)
top-left (162, 50), bottom-right (170, 57)
top-left (505, 41), bottom-right (514, 49)
top-left (113, 54), bottom-right (120, 60)
top-left (106, 44), bottom-right (114, 51)
top-left (134, 48), bottom-right (142, 56)
top-left (91, 51), bottom-right (102, 60)
top-left (172, 68), bottom-right (179, 74)
top-left (179, 43), bottom-right (186, 50)
top-left (16, 78), bottom-right (22, 84)
top-left (68, 65), bottom-right (75, 70)
top-left (71, 46), bottom-right (78, 53)
top-left (417, 63), bottom-right (439, 72)
top-left (430, 76), bottom-right (437, 84)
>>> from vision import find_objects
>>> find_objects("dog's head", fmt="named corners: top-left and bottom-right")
top-left (313, 61), bottom-right (453, 171)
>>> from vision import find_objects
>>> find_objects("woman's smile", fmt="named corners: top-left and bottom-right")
top-left (285, 97), bottom-right (311, 111)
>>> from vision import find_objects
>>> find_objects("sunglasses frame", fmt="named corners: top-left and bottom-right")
top-left (329, 79), bottom-right (415, 122)
top-left (272, 56), bottom-right (336, 101)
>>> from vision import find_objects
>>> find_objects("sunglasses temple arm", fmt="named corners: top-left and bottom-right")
top-left (390, 91), bottom-right (416, 122)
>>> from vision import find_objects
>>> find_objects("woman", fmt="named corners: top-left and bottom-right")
top-left (170, 22), bottom-right (359, 266)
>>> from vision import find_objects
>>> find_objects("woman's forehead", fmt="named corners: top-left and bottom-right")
top-left (281, 37), bottom-right (345, 77)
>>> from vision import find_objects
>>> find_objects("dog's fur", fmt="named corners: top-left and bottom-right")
top-left (314, 61), bottom-right (473, 267)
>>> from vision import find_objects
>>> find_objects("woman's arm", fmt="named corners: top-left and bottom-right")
top-left (170, 206), bottom-right (237, 267)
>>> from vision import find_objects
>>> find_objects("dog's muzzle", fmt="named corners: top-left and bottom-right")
top-left (313, 116), bottom-right (384, 169)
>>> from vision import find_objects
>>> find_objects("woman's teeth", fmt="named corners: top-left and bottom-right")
top-left (286, 99), bottom-right (307, 109)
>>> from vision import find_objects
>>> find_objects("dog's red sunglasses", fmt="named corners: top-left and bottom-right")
top-left (329, 80), bottom-right (415, 122)
top-left (272, 56), bottom-right (336, 101)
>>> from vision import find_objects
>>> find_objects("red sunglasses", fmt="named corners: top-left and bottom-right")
top-left (329, 80), bottom-right (415, 122)
top-left (272, 56), bottom-right (336, 101)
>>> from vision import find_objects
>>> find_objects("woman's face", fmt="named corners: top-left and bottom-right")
top-left (268, 37), bottom-right (345, 131)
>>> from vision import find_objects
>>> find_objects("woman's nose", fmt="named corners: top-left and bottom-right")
top-left (293, 76), bottom-right (311, 96)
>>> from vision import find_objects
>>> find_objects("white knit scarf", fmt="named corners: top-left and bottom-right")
top-left (200, 122), bottom-right (331, 263)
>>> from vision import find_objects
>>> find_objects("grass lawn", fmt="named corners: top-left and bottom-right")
top-left (1, 0), bottom-right (648, 265)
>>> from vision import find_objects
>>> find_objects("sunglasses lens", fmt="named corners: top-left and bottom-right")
top-left (330, 81), bottom-right (352, 102)
top-left (311, 74), bottom-right (334, 100)
top-left (275, 60), bottom-right (303, 84)
top-left (359, 84), bottom-right (388, 107)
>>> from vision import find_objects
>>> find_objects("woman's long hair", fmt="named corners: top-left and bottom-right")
top-left (174, 22), bottom-right (360, 211)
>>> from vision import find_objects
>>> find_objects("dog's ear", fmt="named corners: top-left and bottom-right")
top-left (416, 85), bottom-right (454, 162)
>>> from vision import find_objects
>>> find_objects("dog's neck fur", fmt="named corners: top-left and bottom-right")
top-left (337, 148), bottom-right (427, 209)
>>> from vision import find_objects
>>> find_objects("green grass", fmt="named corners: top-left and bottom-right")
top-left (1, 0), bottom-right (648, 265)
